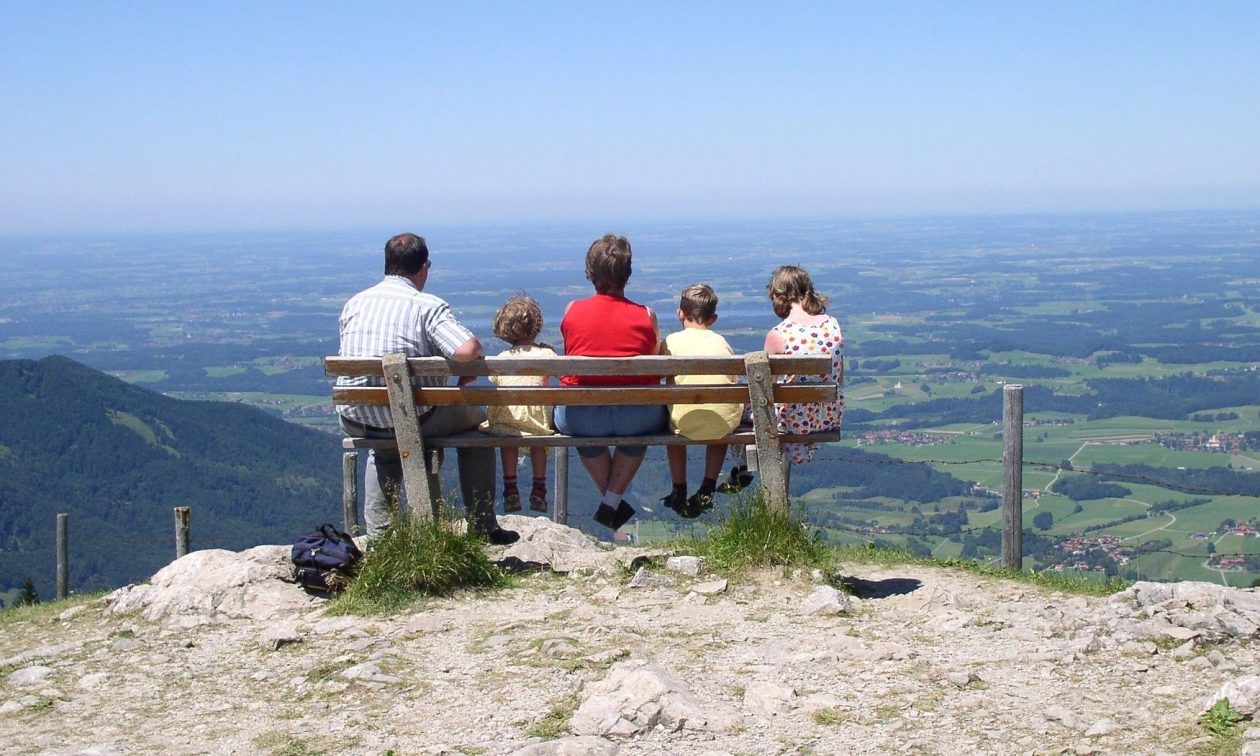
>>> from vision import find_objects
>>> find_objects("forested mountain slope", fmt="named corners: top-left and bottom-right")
top-left (0, 356), bottom-right (341, 596)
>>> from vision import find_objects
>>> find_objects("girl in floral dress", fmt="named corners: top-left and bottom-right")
top-left (763, 265), bottom-right (844, 464)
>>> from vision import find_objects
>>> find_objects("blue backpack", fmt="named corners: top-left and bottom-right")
top-left (291, 524), bottom-right (363, 595)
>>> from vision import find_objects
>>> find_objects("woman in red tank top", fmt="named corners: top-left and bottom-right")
top-left (556, 234), bottom-right (666, 531)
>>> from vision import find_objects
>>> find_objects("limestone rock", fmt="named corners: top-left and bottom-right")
top-left (102, 546), bottom-right (315, 624)
top-left (628, 567), bottom-right (674, 589)
top-left (511, 736), bottom-right (620, 755)
top-left (1206, 675), bottom-right (1260, 718)
top-left (799, 586), bottom-right (851, 616)
top-left (258, 621), bottom-right (304, 651)
top-left (570, 658), bottom-right (739, 737)
top-left (692, 579), bottom-right (728, 596)
top-left (6, 665), bottom-right (53, 687)
top-left (742, 680), bottom-right (795, 714)
top-left (665, 556), bottom-right (705, 576)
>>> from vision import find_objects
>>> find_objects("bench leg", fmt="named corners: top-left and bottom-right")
top-left (341, 451), bottom-right (360, 535)
top-left (553, 446), bottom-right (569, 525)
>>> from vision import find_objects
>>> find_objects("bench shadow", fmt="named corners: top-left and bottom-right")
top-left (835, 576), bottom-right (922, 599)
top-left (493, 556), bottom-right (551, 574)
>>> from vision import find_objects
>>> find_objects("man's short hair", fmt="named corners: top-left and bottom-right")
top-left (585, 234), bottom-right (633, 294)
top-left (385, 233), bottom-right (429, 276)
top-left (678, 283), bottom-right (718, 323)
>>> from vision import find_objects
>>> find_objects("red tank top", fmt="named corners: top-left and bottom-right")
top-left (560, 294), bottom-right (659, 386)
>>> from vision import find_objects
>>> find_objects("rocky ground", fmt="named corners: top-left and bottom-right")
top-left (2, 515), bottom-right (1259, 756)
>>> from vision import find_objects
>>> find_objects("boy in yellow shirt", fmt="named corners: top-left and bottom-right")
top-left (661, 284), bottom-right (745, 517)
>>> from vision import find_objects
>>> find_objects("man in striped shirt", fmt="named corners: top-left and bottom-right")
top-left (337, 233), bottom-right (518, 545)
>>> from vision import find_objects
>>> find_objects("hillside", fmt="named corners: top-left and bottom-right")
top-left (0, 517), bottom-right (1257, 754)
top-left (0, 356), bottom-right (342, 596)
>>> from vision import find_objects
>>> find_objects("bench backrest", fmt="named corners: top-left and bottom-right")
top-left (325, 354), bottom-right (841, 408)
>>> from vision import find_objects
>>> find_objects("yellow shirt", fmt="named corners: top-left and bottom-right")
top-left (664, 328), bottom-right (744, 441)
top-left (480, 344), bottom-right (556, 437)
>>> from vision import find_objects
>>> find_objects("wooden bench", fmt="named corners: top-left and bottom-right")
top-left (324, 352), bottom-right (840, 529)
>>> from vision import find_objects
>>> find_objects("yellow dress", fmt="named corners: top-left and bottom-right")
top-left (665, 328), bottom-right (743, 441)
top-left (480, 344), bottom-right (556, 437)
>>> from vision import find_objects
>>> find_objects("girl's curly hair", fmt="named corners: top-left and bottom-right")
top-left (492, 294), bottom-right (544, 345)
top-left (766, 265), bottom-right (828, 318)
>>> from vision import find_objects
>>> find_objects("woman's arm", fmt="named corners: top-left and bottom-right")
top-left (764, 327), bottom-right (786, 354)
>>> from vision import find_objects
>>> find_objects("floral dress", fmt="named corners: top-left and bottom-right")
top-left (771, 316), bottom-right (844, 463)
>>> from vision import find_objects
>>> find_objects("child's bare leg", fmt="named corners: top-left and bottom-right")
top-left (703, 444), bottom-right (727, 481)
top-left (666, 446), bottom-right (688, 486)
top-left (528, 446), bottom-right (549, 512)
top-left (500, 446), bottom-right (522, 512)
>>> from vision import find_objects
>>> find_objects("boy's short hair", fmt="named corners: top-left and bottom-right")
top-left (585, 234), bottom-right (633, 294)
top-left (678, 283), bottom-right (718, 323)
top-left (492, 294), bottom-right (543, 345)
top-left (767, 265), bottom-right (828, 318)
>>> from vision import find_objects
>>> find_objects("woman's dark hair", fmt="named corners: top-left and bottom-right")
top-left (585, 234), bottom-right (632, 294)
top-left (767, 265), bottom-right (828, 318)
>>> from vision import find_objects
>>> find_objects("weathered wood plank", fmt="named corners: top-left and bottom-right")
top-left (382, 354), bottom-right (436, 521)
top-left (745, 351), bottom-right (789, 512)
top-left (333, 384), bottom-right (837, 407)
top-left (325, 354), bottom-right (834, 378)
top-left (341, 430), bottom-right (839, 450)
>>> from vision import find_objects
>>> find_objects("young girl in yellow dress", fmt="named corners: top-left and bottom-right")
top-left (480, 295), bottom-right (556, 512)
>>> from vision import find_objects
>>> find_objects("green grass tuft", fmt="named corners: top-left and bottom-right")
top-left (330, 511), bottom-right (506, 615)
top-left (686, 491), bottom-right (832, 573)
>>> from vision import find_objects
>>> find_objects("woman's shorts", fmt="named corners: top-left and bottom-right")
top-left (555, 404), bottom-right (667, 458)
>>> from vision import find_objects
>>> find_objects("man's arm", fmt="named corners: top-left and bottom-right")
top-left (450, 336), bottom-right (483, 386)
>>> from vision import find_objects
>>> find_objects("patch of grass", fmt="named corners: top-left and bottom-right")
top-left (684, 492), bottom-right (832, 573)
top-left (527, 693), bottom-right (579, 740)
top-left (0, 591), bottom-right (106, 627)
top-left (330, 510), bottom-right (507, 615)
top-left (812, 707), bottom-right (849, 725)
top-left (1191, 699), bottom-right (1246, 755)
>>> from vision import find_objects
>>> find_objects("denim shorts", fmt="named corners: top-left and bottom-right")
top-left (555, 404), bottom-right (667, 458)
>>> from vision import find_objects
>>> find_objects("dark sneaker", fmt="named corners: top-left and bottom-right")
top-left (687, 490), bottom-right (715, 512)
top-left (594, 503), bottom-right (619, 529)
top-left (717, 465), bottom-right (755, 494)
top-left (611, 500), bottom-right (637, 529)
top-left (485, 528), bottom-right (520, 546)
top-left (528, 494), bottom-right (548, 513)
top-left (503, 492), bottom-right (522, 513)
top-left (659, 489), bottom-right (688, 513)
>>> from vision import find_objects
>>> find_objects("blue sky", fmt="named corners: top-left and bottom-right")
top-left (2, 1), bottom-right (1258, 233)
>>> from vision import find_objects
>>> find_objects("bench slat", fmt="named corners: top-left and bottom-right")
top-left (332, 383), bottom-right (838, 407)
top-left (341, 429), bottom-right (840, 449)
top-left (325, 354), bottom-right (835, 378)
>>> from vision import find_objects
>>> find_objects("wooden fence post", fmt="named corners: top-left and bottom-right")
top-left (174, 506), bottom-right (190, 559)
top-left (342, 451), bottom-right (360, 534)
top-left (745, 351), bottom-right (788, 511)
top-left (56, 513), bottom-right (68, 600)
top-left (553, 446), bottom-right (569, 525)
top-left (1002, 384), bottom-right (1024, 571)
top-left (381, 353), bottom-right (436, 521)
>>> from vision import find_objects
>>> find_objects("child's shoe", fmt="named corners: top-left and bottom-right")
top-left (659, 489), bottom-right (688, 514)
top-left (594, 500), bottom-right (636, 530)
top-left (528, 493), bottom-right (548, 513)
top-left (503, 492), bottom-right (522, 513)
top-left (687, 490), bottom-right (715, 513)
top-left (717, 465), bottom-right (754, 494)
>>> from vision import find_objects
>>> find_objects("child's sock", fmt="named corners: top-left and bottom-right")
top-left (672, 482), bottom-right (687, 496)
top-left (601, 489), bottom-right (622, 508)
top-left (697, 477), bottom-right (717, 496)
top-left (531, 475), bottom-right (547, 498)
top-left (502, 475), bottom-right (519, 498)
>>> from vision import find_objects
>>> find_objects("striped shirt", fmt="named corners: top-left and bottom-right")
top-left (336, 276), bottom-right (476, 428)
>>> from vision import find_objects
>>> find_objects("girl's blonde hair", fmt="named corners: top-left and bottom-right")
top-left (766, 265), bottom-right (828, 318)
top-left (492, 294), bottom-right (544, 345)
